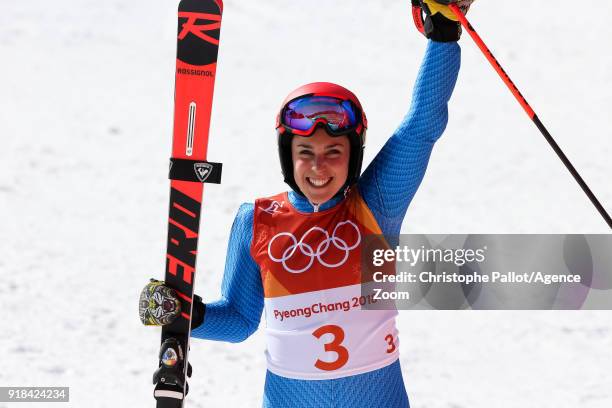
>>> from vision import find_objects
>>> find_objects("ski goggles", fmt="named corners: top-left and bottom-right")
top-left (277, 95), bottom-right (365, 137)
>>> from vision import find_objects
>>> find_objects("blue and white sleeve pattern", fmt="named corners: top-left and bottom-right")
top-left (358, 40), bottom-right (461, 236)
top-left (191, 203), bottom-right (264, 343)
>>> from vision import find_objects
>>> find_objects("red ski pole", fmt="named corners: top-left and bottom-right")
top-left (448, 3), bottom-right (612, 229)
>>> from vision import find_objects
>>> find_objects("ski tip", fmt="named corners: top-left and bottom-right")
top-left (178, 0), bottom-right (223, 14)
top-left (215, 0), bottom-right (223, 14)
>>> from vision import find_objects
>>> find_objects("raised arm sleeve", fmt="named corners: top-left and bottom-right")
top-left (191, 203), bottom-right (264, 343)
top-left (359, 41), bottom-right (461, 236)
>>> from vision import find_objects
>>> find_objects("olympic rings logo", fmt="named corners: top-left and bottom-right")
top-left (267, 221), bottom-right (362, 274)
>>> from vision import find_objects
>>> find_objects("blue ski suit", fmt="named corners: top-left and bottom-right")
top-left (192, 40), bottom-right (461, 408)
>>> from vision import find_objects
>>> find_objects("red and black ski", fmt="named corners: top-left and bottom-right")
top-left (153, 1), bottom-right (224, 407)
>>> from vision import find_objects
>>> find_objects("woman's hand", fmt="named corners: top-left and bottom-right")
top-left (413, 0), bottom-right (475, 42)
top-left (139, 279), bottom-right (182, 326)
top-left (139, 279), bottom-right (206, 328)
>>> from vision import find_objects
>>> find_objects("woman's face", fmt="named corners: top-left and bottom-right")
top-left (291, 128), bottom-right (350, 205)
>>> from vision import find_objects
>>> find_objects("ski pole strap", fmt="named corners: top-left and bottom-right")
top-left (169, 158), bottom-right (223, 184)
top-left (411, 0), bottom-right (426, 35)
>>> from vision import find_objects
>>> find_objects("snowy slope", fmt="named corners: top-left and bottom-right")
top-left (0, 1), bottom-right (610, 407)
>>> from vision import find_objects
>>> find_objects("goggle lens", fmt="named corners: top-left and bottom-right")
top-left (281, 96), bottom-right (360, 134)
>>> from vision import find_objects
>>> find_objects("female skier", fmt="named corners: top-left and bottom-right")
top-left (141, 1), bottom-right (474, 406)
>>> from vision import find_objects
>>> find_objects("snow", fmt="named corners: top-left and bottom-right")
top-left (0, 1), bottom-right (610, 407)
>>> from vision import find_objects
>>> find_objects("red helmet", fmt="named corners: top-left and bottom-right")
top-left (276, 82), bottom-right (367, 196)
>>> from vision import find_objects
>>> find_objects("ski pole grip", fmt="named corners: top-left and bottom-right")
top-left (411, 0), bottom-right (426, 35)
top-left (169, 158), bottom-right (223, 184)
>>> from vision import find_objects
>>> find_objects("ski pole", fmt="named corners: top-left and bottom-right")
top-left (448, 3), bottom-right (612, 229)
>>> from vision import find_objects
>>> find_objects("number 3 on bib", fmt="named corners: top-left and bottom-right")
top-left (385, 333), bottom-right (396, 353)
top-left (312, 325), bottom-right (398, 372)
top-left (312, 325), bottom-right (349, 371)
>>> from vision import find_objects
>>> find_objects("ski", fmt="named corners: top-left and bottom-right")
top-left (153, 1), bottom-right (224, 407)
